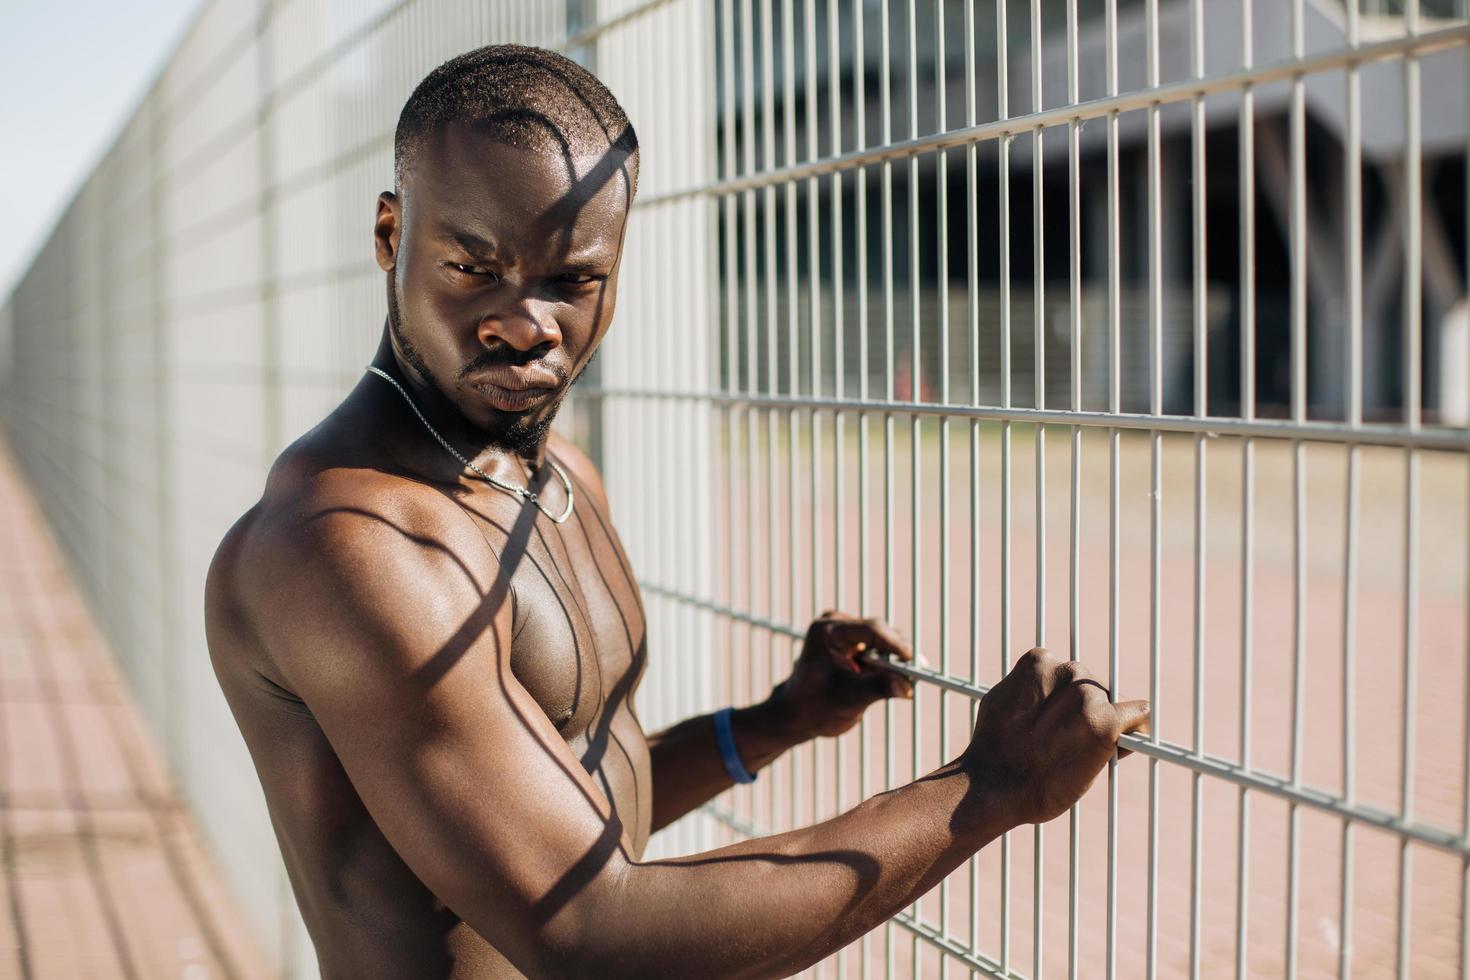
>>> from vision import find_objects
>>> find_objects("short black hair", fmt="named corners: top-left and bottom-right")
top-left (393, 44), bottom-right (638, 196)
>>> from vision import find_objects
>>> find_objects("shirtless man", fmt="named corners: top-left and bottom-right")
top-left (205, 44), bottom-right (1149, 979)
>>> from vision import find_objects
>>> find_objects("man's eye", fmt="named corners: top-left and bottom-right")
top-left (559, 273), bottom-right (603, 285)
top-left (448, 263), bottom-right (497, 278)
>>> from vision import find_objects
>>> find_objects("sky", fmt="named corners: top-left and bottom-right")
top-left (1, 0), bottom-right (202, 299)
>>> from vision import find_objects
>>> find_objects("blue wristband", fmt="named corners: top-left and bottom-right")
top-left (713, 707), bottom-right (757, 784)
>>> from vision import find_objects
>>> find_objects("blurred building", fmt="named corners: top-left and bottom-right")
top-left (714, 0), bottom-right (1468, 418)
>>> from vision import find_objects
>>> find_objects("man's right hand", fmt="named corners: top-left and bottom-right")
top-left (963, 647), bottom-right (1150, 827)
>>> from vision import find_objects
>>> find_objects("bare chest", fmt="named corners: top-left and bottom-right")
top-left (507, 502), bottom-right (646, 727)
top-left (498, 501), bottom-right (653, 845)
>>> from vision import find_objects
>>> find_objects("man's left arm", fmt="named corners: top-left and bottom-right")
top-left (548, 437), bottom-right (915, 833)
top-left (648, 612), bottom-right (915, 831)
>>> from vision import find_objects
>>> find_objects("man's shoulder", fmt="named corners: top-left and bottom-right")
top-left (211, 435), bottom-right (490, 643)
top-left (207, 438), bottom-right (519, 723)
top-left (263, 436), bottom-right (442, 533)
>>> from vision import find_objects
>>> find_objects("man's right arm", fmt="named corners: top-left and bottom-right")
top-left (249, 492), bottom-right (1145, 980)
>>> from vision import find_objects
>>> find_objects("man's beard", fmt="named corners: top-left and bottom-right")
top-left (387, 281), bottom-right (571, 456)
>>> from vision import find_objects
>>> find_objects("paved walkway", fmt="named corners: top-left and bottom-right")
top-left (0, 445), bottom-right (273, 979)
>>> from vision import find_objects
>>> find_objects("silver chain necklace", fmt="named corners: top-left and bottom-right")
top-left (366, 365), bottom-right (575, 524)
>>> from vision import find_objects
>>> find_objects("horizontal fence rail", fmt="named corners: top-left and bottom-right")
top-left (635, 19), bottom-right (1470, 206)
top-left (640, 580), bottom-right (1470, 859)
top-left (583, 386), bottom-right (1470, 449)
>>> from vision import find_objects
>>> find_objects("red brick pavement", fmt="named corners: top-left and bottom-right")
top-left (0, 444), bottom-right (273, 980)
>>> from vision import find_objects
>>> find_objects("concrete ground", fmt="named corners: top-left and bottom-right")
top-left (0, 445), bottom-right (273, 980)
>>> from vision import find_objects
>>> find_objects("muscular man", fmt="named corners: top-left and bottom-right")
top-left (205, 44), bottom-right (1148, 979)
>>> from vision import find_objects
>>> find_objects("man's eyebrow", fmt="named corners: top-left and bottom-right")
top-left (433, 228), bottom-right (498, 253)
top-left (434, 227), bottom-right (614, 269)
top-left (558, 257), bottom-right (615, 273)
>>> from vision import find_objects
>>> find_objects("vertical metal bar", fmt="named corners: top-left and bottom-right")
top-left (687, 0), bottom-right (708, 858)
top-left (964, 0), bottom-right (982, 963)
top-left (702, 0), bottom-right (720, 859)
top-left (1065, 0), bottom-right (1083, 976)
top-left (1145, 1), bottom-right (1163, 976)
top-left (653, 9), bottom-right (670, 794)
top-left (740, 47), bottom-right (756, 838)
top-left (880, 0), bottom-right (897, 970)
top-left (1463, 7), bottom-right (1470, 979)
top-left (760, 0), bottom-right (779, 838)
top-left (1287, 1), bottom-right (1308, 975)
top-left (1189, 2), bottom-right (1208, 978)
top-left (719, 0), bottom-right (742, 828)
top-left (759, 5), bottom-right (784, 835)
top-left (1030, 0), bottom-right (1046, 973)
top-left (904, 1), bottom-right (923, 972)
top-left (694, 0), bottom-right (723, 848)
top-left (1397, 5), bottom-right (1422, 978)
top-left (744, 0), bottom-right (768, 837)
top-left (826, 0), bottom-right (845, 964)
top-left (997, 0), bottom-right (1014, 966)
top-left (781, 0), bottom-right (800, 844)
top-left (804, 0), bottom-right (821, 873)
top-left (670, 5), bottom-right (685, 852)
top-left (1235, 1), bottom-right (1257, 976)
top-left (1341, 3), bottom-right (1364, 977)
top-left (934, 0), bottom-right (952, 968)
top-left (1105, 0), bottom-right (1121, 976)
top-left (643, 0), bottom-right (657, 832)
top-left (1029, 0), bottom-right (1046, 638)
top-left (852, 2), bottom-right (872, 974)
top-left (645, 0), bottom-right (662, 839)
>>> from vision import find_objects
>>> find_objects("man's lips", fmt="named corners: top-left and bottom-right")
top-left (465, 368), bottom-right (561, 412)
top-left (465, 365), bottom-right (562, 391)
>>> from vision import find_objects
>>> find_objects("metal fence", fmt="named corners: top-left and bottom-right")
top-left (2, 1), bottom-right (1468, 977)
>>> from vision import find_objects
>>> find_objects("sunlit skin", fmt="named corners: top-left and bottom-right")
top-left (205, 121), bottom-right (1149, 979)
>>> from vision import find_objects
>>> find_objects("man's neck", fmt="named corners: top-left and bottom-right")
top-left (367, 326), bottom-right (551, 480)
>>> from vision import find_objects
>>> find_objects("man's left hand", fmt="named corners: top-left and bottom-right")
top-left (771, 611), bottom-right (916, 740)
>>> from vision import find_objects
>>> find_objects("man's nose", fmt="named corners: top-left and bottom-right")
top-left (476, 295), bottom-right (562, 352)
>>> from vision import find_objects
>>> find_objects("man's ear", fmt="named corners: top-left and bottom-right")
top-left (374, 191), bottom-right (401, 271)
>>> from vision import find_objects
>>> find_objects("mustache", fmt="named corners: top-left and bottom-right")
top-left (458, 345), bottom-right (571, 384)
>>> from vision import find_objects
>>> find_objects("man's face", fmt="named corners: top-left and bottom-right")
top-left (375, 123), bottom-right (633, 453)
